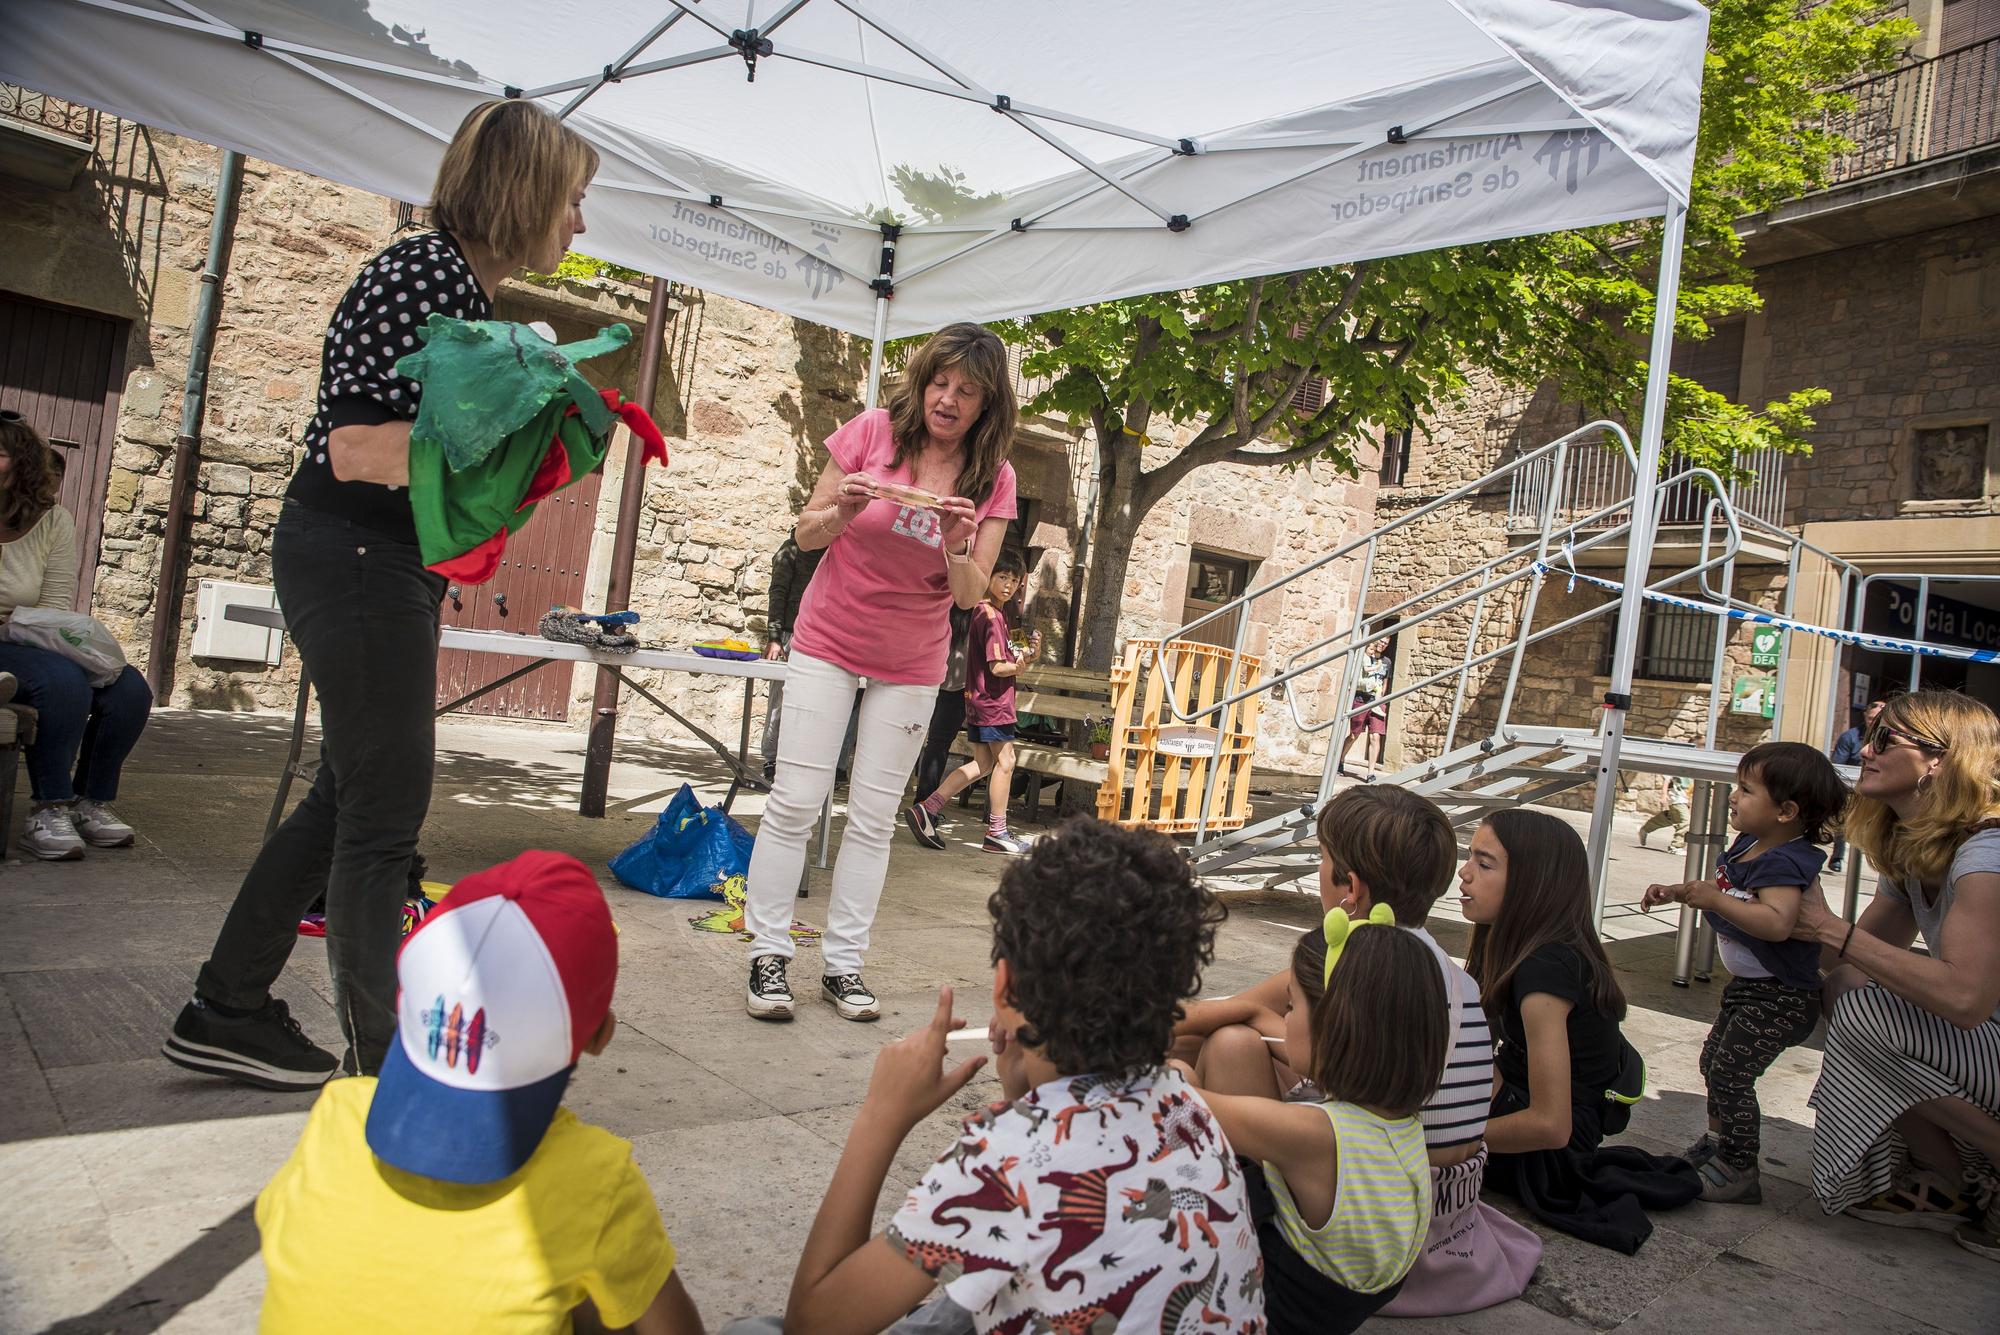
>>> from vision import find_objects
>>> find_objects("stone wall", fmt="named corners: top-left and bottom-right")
top-left (1109, 430), bottom-right (1379, 774)
top-left (1747, 215), bottom-right (2000, 525)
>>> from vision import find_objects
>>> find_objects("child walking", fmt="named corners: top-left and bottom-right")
top-left (905, 548), bottom-right (1040, 855)
top-left (1641, 742), bottom-right (1848, 1203)
top-left (255, 850), bottom-right (702, 1333)
top-left (1189, 911), bottom-right (1445, 1333)
top-left (769, 818), bottom-right (1262, 1335)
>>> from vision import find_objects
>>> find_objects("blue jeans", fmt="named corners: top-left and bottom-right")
top-left (0, 645), bottom-right (152, 803)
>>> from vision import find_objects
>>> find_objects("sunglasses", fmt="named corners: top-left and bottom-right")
top-left (1865, 723), bottom-right (1946, 755)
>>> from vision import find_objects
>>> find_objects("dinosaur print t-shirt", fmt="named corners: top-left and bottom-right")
top-left (886, 1067), bottom-right (1266, 1335)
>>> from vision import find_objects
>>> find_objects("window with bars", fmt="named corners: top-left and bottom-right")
top-left (1599, 603), bottom-right (1714, 683)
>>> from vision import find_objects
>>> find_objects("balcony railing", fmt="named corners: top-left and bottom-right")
top-left (0, 83), bottom-right (97, 143)
top-left (1507, 443), bottom-right (1787, 534)
top-left (1820, 36), bottom-right (2000, 188)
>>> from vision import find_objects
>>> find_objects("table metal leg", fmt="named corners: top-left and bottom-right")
top-left (266, 666), bottom-right (315, 843)
top-left (1671, 781), bottom-right (1719, 987)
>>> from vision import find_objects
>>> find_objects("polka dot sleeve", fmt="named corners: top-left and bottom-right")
top-left (286, 230), bottom-right (492, 539)
top-left (318, 231), bottom-right (490, 431)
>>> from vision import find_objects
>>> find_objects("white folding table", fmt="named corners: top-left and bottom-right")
top-left (223, 606), bottom-right (832, 883)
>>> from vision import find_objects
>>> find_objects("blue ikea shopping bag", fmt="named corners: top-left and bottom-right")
top-left (609, 783), bottom-right (755, 900)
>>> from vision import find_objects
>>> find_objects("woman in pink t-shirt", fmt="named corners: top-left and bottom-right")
top-left (743, 323), bottom-right (1019, 1023)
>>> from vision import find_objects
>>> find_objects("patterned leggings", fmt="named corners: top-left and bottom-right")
top-left (1700, 976), bottom-right (1822, 1170)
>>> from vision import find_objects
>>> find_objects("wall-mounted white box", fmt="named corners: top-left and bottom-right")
top-left (192, 580), bottom-right (283, 666)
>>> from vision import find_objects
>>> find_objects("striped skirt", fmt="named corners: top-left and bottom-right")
top-left (1807, 982), bottom-right (2000, 1213)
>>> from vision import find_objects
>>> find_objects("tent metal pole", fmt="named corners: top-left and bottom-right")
top-left (863, 226), bottom-right (897, 408)
top-left (864, 297), bottom-right (890, 409)
top-left (1585, 199), bottom-right (1687, 931)
top-left (579, 276), bottom-right (675, 817)
top-left (149, 145), bottom-right (243, 702)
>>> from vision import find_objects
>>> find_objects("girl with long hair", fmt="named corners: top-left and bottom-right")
top-left (741, 323), bottom-right (1018, 1024)
top-left (0, 411), bottom-right (154, 859)
top-left (1790, 690), bottom-right (2000, 1262)
top-left (168, 100), bottom-right (599, 1090)
top-left (1461, 810), bottom-right (1696, 1251)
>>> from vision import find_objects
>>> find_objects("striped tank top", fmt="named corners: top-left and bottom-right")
top-left (1264, 1101), bottom-right (1430, 1294)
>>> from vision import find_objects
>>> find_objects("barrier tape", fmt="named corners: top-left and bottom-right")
top-left (1531, 562), bottom-right (2000, 665)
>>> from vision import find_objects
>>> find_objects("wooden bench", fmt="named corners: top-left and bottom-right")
top-left (950, 662), bottom-right (1113, 822)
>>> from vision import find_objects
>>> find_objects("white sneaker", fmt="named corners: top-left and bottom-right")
top-left (22, 806), bottom-right (85, 861)
top-left (72, 800), bottom-right (135, 848)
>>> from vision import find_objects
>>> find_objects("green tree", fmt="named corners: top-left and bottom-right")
top-left (1007, 0), bottom-right (1912, 672)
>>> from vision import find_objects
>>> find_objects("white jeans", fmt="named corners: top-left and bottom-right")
top-left (743, 649), bottom-right (935, 975)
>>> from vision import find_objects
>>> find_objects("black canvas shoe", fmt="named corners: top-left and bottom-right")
top-left (821, 973), bottom-right (882, 1021)
top-left (162, 996), bottom-right (339, 1091)
top-left (905, 803), bottom-right (945, 850)
top-left (747, 955), bottom-right (795, 1021)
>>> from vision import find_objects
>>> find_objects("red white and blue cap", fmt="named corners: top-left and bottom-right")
top-left (366, 850), bottom-right (617, 1184)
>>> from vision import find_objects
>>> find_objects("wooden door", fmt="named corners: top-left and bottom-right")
top-left (434, 462), bottom-right (604, 721)
top-left (0, 292), bottom-right (127, 609)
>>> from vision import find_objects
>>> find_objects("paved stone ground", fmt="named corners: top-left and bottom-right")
top-left (2, 711), bottom-right (1995, 1334)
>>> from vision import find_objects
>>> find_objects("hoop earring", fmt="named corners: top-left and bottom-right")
top-left (1915, 771), bottom-right (1935, 801)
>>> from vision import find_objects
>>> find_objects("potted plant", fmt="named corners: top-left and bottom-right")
top-left (1087, 718), bottom-right (1113, 761)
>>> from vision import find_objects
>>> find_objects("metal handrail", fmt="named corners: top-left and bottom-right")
top-left (1145, 415), bottom-right (1751, 845)
top-left (1271, 465), bottom-right (1741, 742)
top-left (1154, 420), bottom-right (1639, 725)
top-left (1820, 35), bottom-right (2000, 188)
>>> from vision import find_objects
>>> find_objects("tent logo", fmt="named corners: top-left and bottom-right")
top-left (1534, 130), bottom-right (1603, 195)
top-left (799, 247), bottom-right (845, 301)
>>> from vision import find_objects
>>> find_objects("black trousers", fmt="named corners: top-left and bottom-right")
top-left (1701, 975), bottom-right (1821, 1170)
top-left (196, 502), bottom-right (446, 1074)
top-left (913, 688), bottom-right (966, 798)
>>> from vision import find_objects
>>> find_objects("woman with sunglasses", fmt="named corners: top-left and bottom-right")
top-left (1791, 690), bottom-right (2000, 1260)
top-left (0, 411), bottom-right (154, 859)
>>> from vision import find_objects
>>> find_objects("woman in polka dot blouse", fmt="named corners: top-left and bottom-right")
top-left (166, 102), bottom-right (600, 1090)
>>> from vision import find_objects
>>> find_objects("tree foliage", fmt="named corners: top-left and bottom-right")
top-left (1008, 0), bottom-right (1913, 510)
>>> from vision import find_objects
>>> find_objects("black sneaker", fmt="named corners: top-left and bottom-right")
top-left (905, 803), bottom-right (945, 850)
top-left (162, 996), bottom-right (339, 1091)
top-left (747, 955), bottom-right (795, 1022)
top-left (822, 973), bottom-right (882, 1021)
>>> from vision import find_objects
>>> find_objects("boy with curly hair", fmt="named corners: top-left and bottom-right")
top-left (774, 817), bottom-right (1265, 1335)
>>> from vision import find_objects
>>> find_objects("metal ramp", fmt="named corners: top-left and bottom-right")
top-left (1154, 418), bottom-right (1755, 895)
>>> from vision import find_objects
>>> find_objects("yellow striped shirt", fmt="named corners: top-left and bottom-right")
top-left (1263, 1101), bottom-right (1429, 1293)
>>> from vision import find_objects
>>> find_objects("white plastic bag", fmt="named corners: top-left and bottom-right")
top-left (1, 608), bottom-right (129, 686)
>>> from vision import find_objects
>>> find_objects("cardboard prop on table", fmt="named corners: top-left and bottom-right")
top-left (395, 316), bottom-right (668, 583)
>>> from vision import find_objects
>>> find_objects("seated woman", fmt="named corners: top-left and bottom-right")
top-left (0, 412), bottom-right (152, 860)
top-left (1793, 690), bottom-right (2000, 1261)
top-left (1461, 809), bottom-right (1697, 1253)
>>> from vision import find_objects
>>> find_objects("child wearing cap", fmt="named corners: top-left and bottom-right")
top-left (254, 851), bottom-right (702, 1334)
top-left (770, 817), bottom-right (1263, 1335)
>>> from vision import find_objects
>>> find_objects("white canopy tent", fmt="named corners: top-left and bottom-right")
top-left (6, 0), bottom-right (1710, 906)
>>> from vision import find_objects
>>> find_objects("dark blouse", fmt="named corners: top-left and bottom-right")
top-left (284, 231), bottom-right (491, 541)
top-left (1492, 942), bottom-right (1623, 1095)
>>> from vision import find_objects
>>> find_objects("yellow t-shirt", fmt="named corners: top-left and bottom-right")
top-left (256, 1078), bottom-right (675, 1333)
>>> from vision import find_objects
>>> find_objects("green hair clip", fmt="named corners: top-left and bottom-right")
top-left (1321, 903), bottom-right (1397, 987)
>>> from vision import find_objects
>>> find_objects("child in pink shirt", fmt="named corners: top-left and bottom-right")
top-left (906, 550), bottom-right (1040, 854)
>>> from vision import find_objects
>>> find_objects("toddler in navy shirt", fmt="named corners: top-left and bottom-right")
top-left (1642, 742), bottom-right (1848, 1203)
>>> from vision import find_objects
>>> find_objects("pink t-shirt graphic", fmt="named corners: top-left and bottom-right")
top-left (790, 409), bottom-right (1018, 686)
